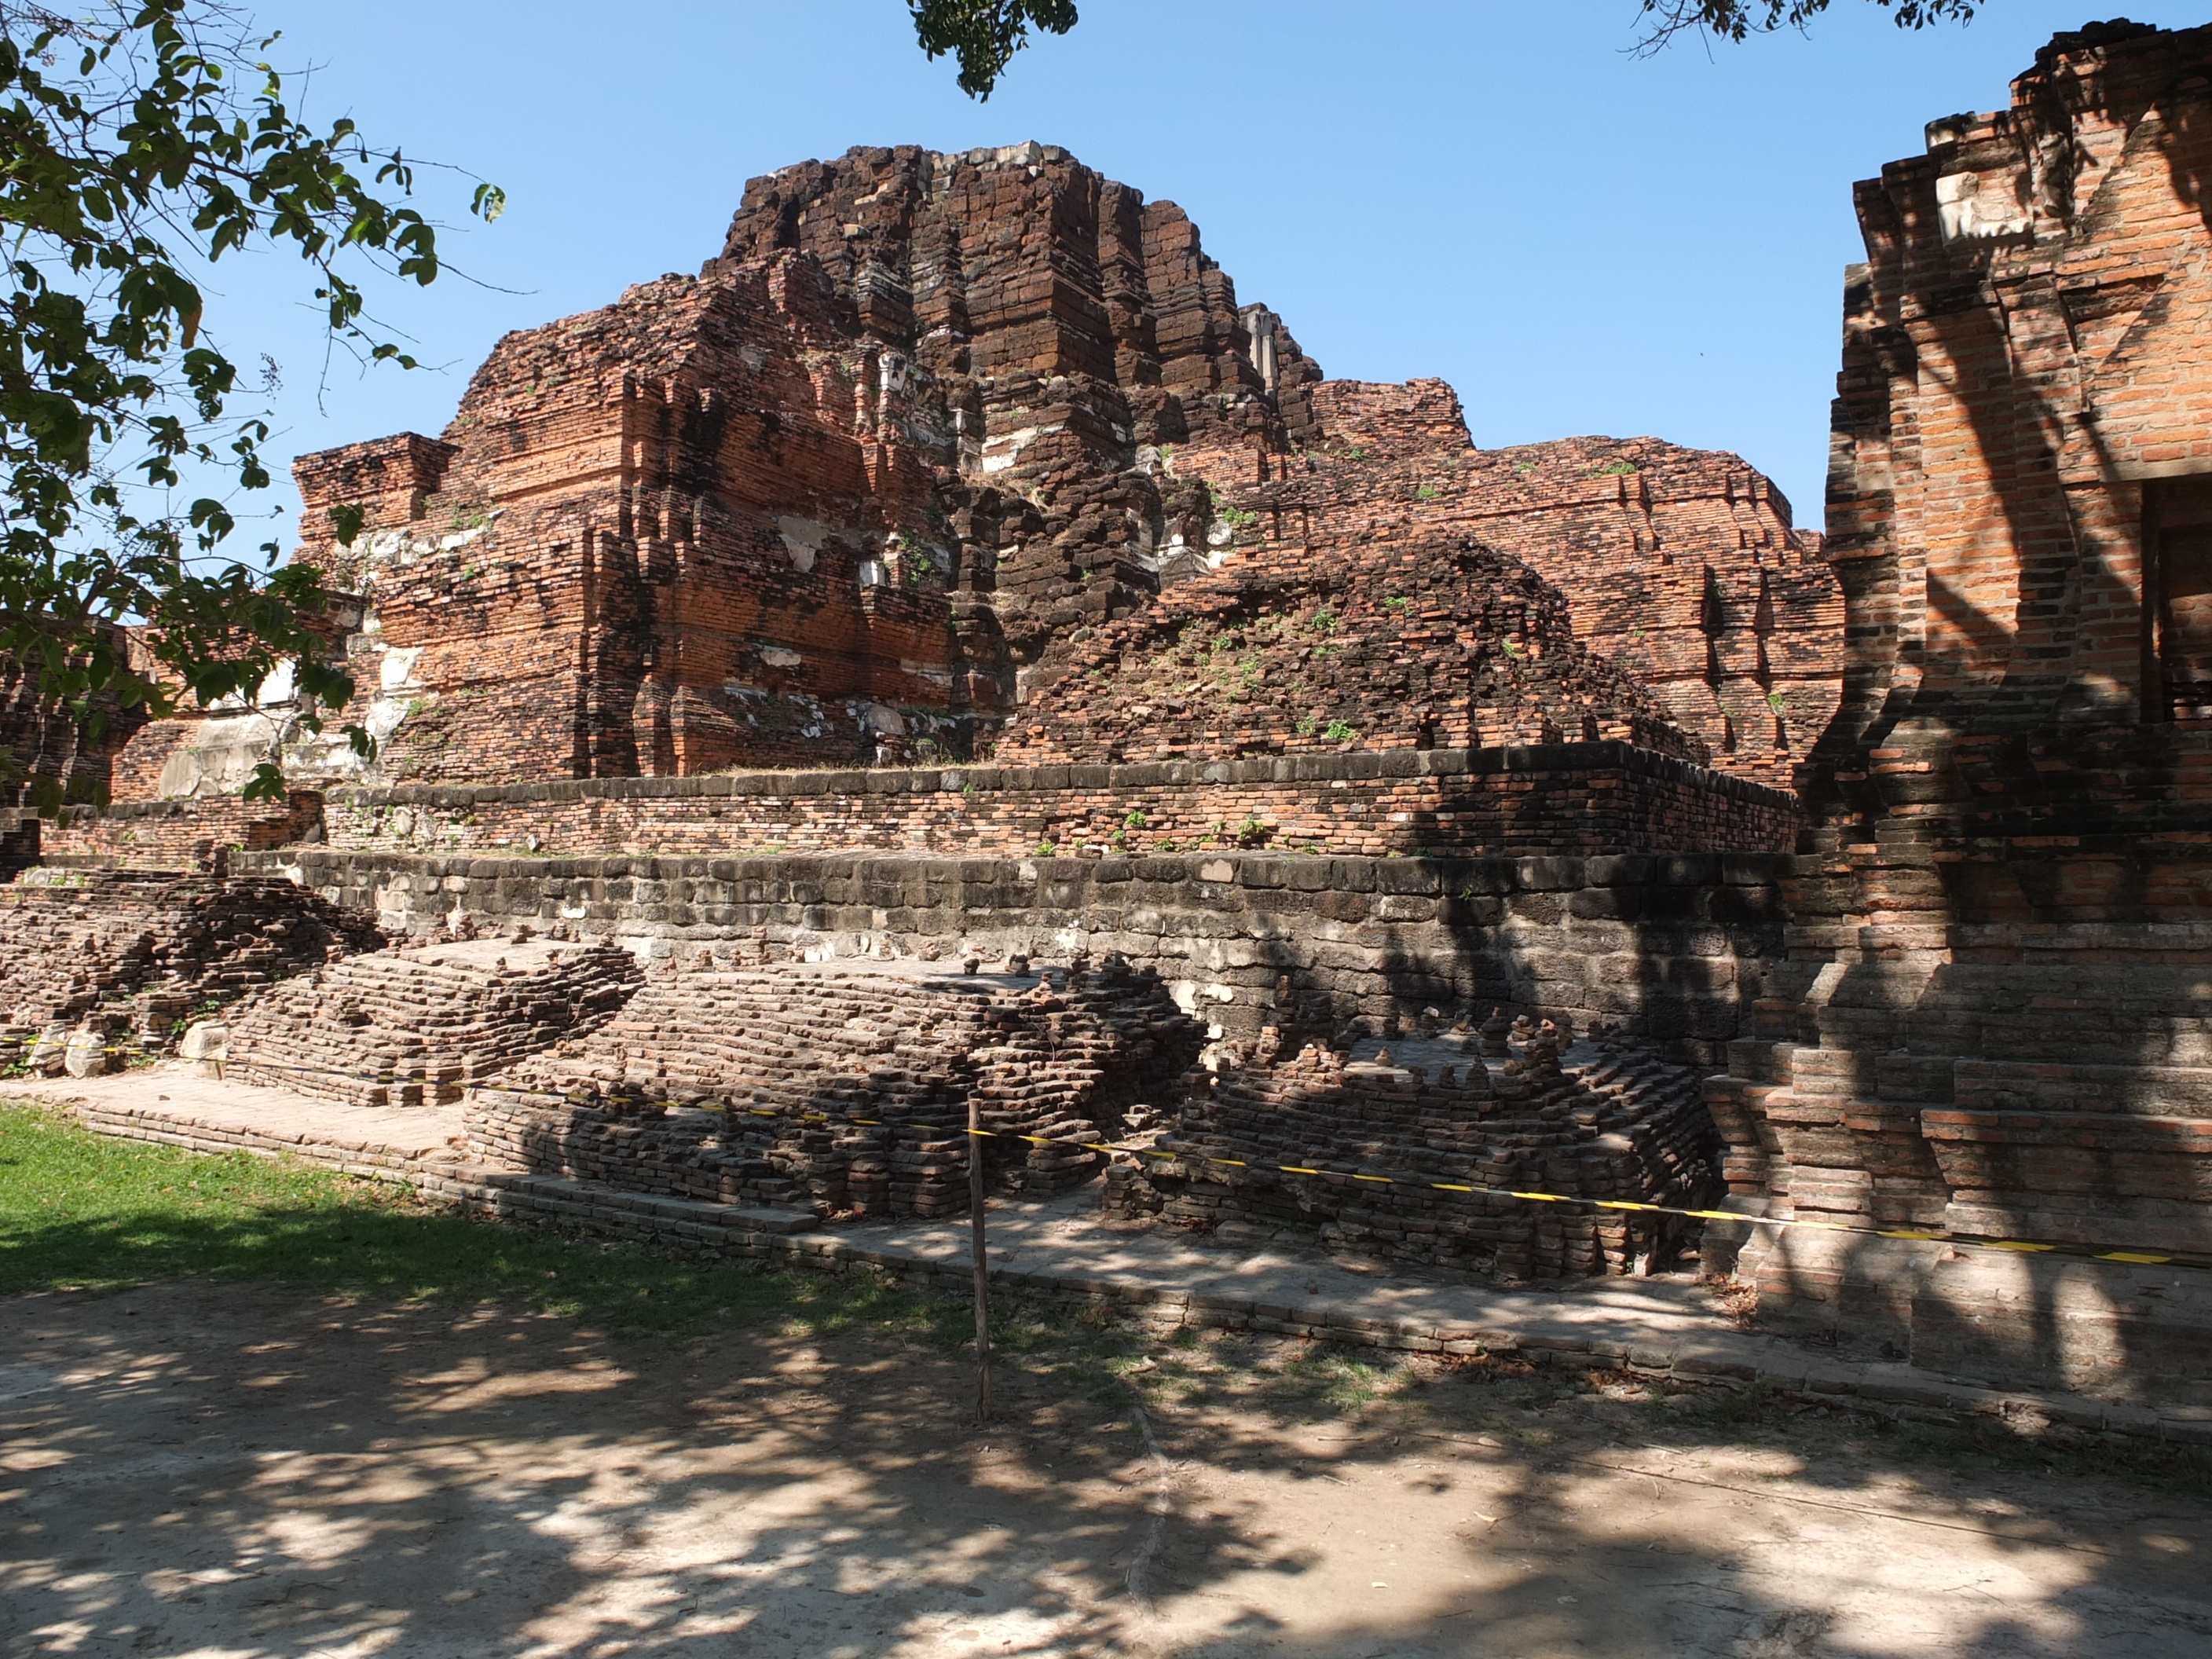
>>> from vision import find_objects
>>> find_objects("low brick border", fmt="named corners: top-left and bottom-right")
top-left (60, 1098), bottom-right (2210, 1448)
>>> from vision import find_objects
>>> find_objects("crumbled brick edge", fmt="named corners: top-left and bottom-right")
top-left (49, 1095), bottom-right (2207, 1450)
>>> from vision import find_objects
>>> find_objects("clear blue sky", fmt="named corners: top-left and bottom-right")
top-left (214, 1), bottom-right (2212, 542)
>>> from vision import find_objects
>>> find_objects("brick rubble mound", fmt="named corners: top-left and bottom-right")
top-left (1110, 1020), bottom-right (1716, 1280)
top-left (222, 933), bottom-right (643, 1107)
top-left (0, 870), bottom-right (383, 1072)
top-left (994, 533), bottom-right (1700, 767)
top-left (473, 954), bottom-right (1204, 1218)
top-left (71, 141), bottom-right (1833, 804)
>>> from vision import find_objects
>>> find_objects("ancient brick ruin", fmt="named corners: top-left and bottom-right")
top-left (10, 29), bottom-right (2212, 1397)
top-left (1707, 20), bottom-right (2212, 1402)
top-left (71, 139), bottom-right (1815, 862)
top-left (1111, 1019), bottom-right (1717, 1280)
top-left (0, 869), bottom-right (380, 1075)
top-left (220, 934), bottom-right (643, 1107)
top-left (478, 953), bottom-right (1200, 1217)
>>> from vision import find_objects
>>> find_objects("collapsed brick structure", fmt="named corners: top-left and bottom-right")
top-left (221, 936), bottom-right (643, 1107)
top-left (1111, 1023), bottom-right (1717, 1279)
top-left (1109, 381), bottom-right (1840, 788)
top-left (1710, 21), bottom-right (2212, 1404)
top-left (77, 140), bottom-right (1828, 857)
top-left (0, 869), bottom-right (381, 1073)
top-left (991, 529), bottom-right (1696, 766)
top-left (474, 954), bottom-right (1203, 1217)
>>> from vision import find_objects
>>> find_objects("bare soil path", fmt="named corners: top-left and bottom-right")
top-left (5, 1280), bottom-right (2208, 1659)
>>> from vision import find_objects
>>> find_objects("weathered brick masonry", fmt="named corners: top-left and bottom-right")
top-left (89, 140), bottom-right (1833, 816)
top-left (39, 744), bottom-right (1800, 866)
top-left (241, 847), bottom-right (1790, 1067)
top-left (28, 62), bottom-right (2209, 1390)
top-left (207, 742), bottom-right (1789, 863)
top-left (1112, 1031), bottom-right (1719, 1280)
top-left (0, 868), bottom-right (382, 1072)
top-left (37, 792), bottom-right (326, 872)
top-left (478, 956), bottom-right (1201, 1219)
top-left (1145, 380), bottom-right (1842, 789)
top-left (1711, 22), bottom-right (2212, 1407)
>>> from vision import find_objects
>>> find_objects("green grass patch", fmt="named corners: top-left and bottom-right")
top-left (0, 1104), bottom-right (917, 1342)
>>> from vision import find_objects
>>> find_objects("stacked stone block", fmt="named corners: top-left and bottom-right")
top-left (251, 848), bottom-right (1792, 1068)
top-left (125, 743), bottom-right (1792, 869)
top-left (474, 956), bottom-right (1203, 1218)
top-left (1111, 1030), bottom-right (1717, 1280)
top-left (221, 936), bottom-right (643, 1108)
top-left (0, 870), bottom-right (382, 1071)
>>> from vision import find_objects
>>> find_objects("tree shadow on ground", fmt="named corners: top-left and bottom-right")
top-left (2, 1246), bottom-right (2207, 1659)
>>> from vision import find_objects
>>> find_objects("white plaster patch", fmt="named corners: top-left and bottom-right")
top-left (378, 647), bottom-right (422, 692)
top-left (1936, 169), bottom-right (2029, 243)
top-left (775, 515), bottom-right (833, 573)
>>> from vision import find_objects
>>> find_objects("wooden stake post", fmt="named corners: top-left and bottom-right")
top-left (968, 1093), bottom-right (993, 1423)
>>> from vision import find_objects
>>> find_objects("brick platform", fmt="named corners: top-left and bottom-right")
top-left (40, 741), bottom-right (1800, 866)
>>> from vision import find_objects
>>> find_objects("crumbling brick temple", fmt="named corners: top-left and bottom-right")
top-left (1696, 18), bottom-right (2212, 1401)
top-left (8, 22), bottom-right (2210, 1403)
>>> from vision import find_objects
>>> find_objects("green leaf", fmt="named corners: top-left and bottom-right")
top-left (0, 1), bottom-right (493, 813)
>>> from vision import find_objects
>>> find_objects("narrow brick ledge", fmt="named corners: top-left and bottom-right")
top-left (319, 740), bottom-right (1802, 818)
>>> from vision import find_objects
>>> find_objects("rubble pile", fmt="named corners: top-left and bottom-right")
top-left (221, 933), bottom-right (642, 1107)
top-left (994, 533), bottom-right (1698, 765)
top-left (0, 870), bottom-right (381, 1074)
top-left (473, 954), bottom-right (1203, 1218)
top-left (1109, 1016), bottom-right (1717, 1279)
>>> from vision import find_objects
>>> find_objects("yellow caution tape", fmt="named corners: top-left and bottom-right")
top-left (24, 1044), bottom-right (2211, 1275)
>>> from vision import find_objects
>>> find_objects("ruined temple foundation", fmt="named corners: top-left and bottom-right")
top-left (8, 25), bottom-right (2212, 1406)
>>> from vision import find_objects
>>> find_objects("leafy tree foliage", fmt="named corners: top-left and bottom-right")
top-left (1636, 0), bottom-right (1979, 52)
top-left (906, 0), bottom-right (1979, 98)
top-left (907, 0), bottom-right (1077, 101)
top-left (0, 1), bottom-right (499, 811)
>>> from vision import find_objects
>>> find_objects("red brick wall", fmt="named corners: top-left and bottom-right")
top-left (1714, 22), bottom-right (2212, 1401)
top-left (1158, 379), bottom-right (1841, 790)
top-left (306, 742), bottom-right (1796, 862)
top-left (38, 793), bottom-right (324, 870)
top-left (47, 743), bottom-right (1797, 866)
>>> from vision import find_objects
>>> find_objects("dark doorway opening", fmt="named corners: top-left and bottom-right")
top-left (2149, 478), bottom-right (2212, 720)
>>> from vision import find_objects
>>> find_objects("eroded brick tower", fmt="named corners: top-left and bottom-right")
top-left (1713, 21), bottom-right (2212, 1404)
top-left (92, 141), bottom-right (1837, 807)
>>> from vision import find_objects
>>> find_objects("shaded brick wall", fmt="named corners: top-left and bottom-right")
top-left (1712, 22), bottom-right (2212, 1405)
top-left (241, 847), bottom-right (1790, 1067)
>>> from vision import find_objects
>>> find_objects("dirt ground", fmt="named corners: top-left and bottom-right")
top-left (2, 1281), bottom-right (2208, 1659)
